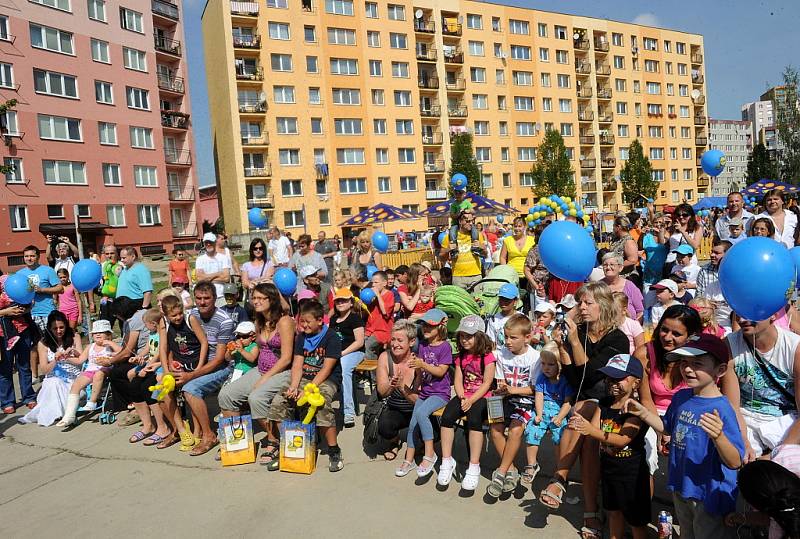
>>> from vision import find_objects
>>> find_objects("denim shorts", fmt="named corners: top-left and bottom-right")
top-left (182, 366), bottom-right (233, 398)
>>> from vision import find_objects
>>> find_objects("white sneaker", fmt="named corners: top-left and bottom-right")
top-left (462, 466), bottom-right (481, 491)
top-left (78, 401), bottom-right (98, 412)
top-left (437, 457), bottom-right (457, 486)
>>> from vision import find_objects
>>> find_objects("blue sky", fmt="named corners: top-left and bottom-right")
top-left (182, 0), bottom-right (799, 186)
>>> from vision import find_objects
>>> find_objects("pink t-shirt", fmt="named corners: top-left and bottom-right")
top-left (58, 284), bottom-right (79, 317)
top-left (457, 351), bottom-right (496, 398)
top-left (619, 317), bottom-right (644, 354)
top-left (647, 342), bottom-right (687, 414)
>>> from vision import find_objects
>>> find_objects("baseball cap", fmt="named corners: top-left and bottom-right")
top-left (235, 321), bottom-right (256, 335)
top-left (456, 314), bottom-right (485, 335)
top-left (202, 232), bottom-right (217, 243)
top-left (334, 288), bottom-right (354, 300)
top-left (728, 217), bottom-right (744, 227)
top-left (670, 270), bottom-right (687, 283)
top-left (420, 308), bottom-right (448, 325)
top-left (298, 265), bottom-right (319, 278)
top-left (222, 283), bottom-right (238, 296)
top-left (498, 283), bottom-right (520, 299)
top-left (651, 279), bottom-right (679, 296)
top-left (665, 333), bottom-right (729, 365)
top-left (673, 244), bottom-right (695, 256)
top-left (597, 353), bottom-right (644, 380)
top-left (90, 319), bottom-right (112, 334)
top-left (534, 302), bottom-right (556, 314)
top-left (297, 289), bottom-right (317, 301)
top-left (557, 294), bottom-right (577, 309)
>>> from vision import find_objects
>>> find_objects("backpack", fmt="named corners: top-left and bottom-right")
top-left (362, 357), bottom-right (393, 445)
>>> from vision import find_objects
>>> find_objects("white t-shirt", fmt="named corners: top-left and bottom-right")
top-left (757, 210), bottom-right (798, 249)
top-left (673, 262), bottom-right (701, 297)
top-left (666, 231), bottom-right (699, 265)
top-left (494, 345), bottom-right (541, 407)
top-left (195, 253), bottom-right (231, 298)
top-left (54, 257), bottom-right (76, 276)
top-left (269, 235), bottom-right (292, 264)
top-left (486, 312), bottom-right (514, 348)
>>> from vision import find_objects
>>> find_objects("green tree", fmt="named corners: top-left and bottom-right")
top-left (448, 132), bottom-right (482, 195)
top-left (619, 139), bottom-right (657, 204)
top-left (774, 66), bottom-right (800, 183)
top-left (0, 99), bottom-right (18, 176)
top-left (746, 142), bottom-right (778, 183)
top-left (530, 129), bottom-right (576, 198)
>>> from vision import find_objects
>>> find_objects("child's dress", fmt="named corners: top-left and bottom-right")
top-left (82, 342), bottom-right (114, 380)
top-left (58, 284), bottom-right (80, 323)
top-left (21, 348), bottom-right (81, 426)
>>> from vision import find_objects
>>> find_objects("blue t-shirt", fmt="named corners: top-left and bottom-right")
top-left (534, 373), bottom-right (574, 407)
top-left (662, 389), bottom-right (744, 516)
top-left (641, 233), bottom-right (668, 285)
top-left (116, 263), bottom-right (153, 300)
top-left (18, 265), bottom-right (59, 316)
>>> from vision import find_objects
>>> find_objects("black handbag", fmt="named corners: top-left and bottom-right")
top-left (362, 357), bottom-right (393, 445)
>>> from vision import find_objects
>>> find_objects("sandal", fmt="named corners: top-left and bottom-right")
top-left (128, 430), bottom-right (155, 444)
top-left (486, 469), bottom-right (505, 498)
top-left (394, 460), bottom-right (415, 477)
top-left (383, 446), bottom-right (400, 461)
top-left (580, 512), bottom-right (603, 539)
top-left (156, 434), bottom-right (181, 449)
top-left (502, 469), bottom-right (519, 493)
top-left (258, 441), bottom-right (280, 466)
top-left (26, 401), bottom-right (37, 410)
top-left (521, 463), bottom-right (540, 486)
top-left (539, 476), bottom-right (568, 509)
top-left (416, 454), bottom-right (437, 477)
top-left (143, 433), bottom-right (169, 447)
top-left (190, 438), bottom-right (219, 457)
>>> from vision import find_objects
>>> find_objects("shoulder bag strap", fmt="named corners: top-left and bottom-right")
top-left (746, 338), bottom-right (796, 408)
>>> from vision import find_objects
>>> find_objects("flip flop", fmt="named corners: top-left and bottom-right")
top-left (143, 433), bottom-right (169, 447)
top-left (189, 438), bottom-right (219, 457)
top-left (156, 434), bottom-right (181, 449)
top-left (129, 430), bottom-right (154, 443)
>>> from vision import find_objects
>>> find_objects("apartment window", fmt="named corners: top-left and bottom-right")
top-left (555, 50), bottom-right (568, 64)
top-left (122, 48), bottom-right (147, 73)
top-left (328, 27), bottom-right (355, 45)
top-left (501, 147), bottom-right (510, 161)
top-left (10, 205), bottom-right (29, 231)
top-left (302, 26), bottom-right (316, 43)
top-left (676, 42), bottom-right (686, 54)
top-left (475, 147), bottom-right (490, 162)
top-left (560, 123), bottom-right (573, 136)
top-left (137, 205), bottom-right (161, 226)
top-left (339, 177), bottom-right (367, 194)
top-left (325, 0), bottom-right (354, 15)
top-left (511, 45), bottom-right (531, 60)
top-left (644, 59), bottom-right (659, 73)
top-left (399, 176), bottom-right (416, 192)
top-left (557, 74), bottom-right (570, 88)
top-left (318, 209), bottom-right (330, 226)
top-left (369, 59), bottom-right (382, 76)
top-left (554, 25), bottom-right (567, 39)
top-left (0, 16), bottom-right (9, 41)
top-left (92, 81), bottom-right (113, 104)
top-left (542, 97), bottom-right (552, 111)
top-left (514, 96), bottom-right (533, 111)
top-left (125, 87), bottom-right (149, 110)
top-left (648, 126), bottom-right (663, 138)
top-left (502, 173), bottom-right (511, 187)
top-left (373, 119), bottom-right (386, 134)
top-left (466, 40), bottom-right (485, 57)
top-left (365, 1), bottom-right (377, 18)
top-left (1, 110), bottom-right (19, 135)
top-left (279, 149), bottom-right (300, 165)
top-left (680, 105), bottom-right (690, 117)
top-left (386, 4), bottom-right (404, 20)
top-left (33, 69), bottom-right (77, 98)
top-left (643, 37), bottom-right (658, 51)
top-left (615, 78), bottom-right (626, 92)
top-left (31, 0), bottom-right (70, 11)
top-left (559, 98), bottom-right (572, 113)
top-left (513, 71), bottom-right (532, 86)
top-left (682, 148), bottom-right (692, 159)
top-left (474, 121), bottom-right (489, 135)
top-left (266, 0), bottom-right (288, 7)
top-left (389, 32), bottom-right (406, 49)
top-left (677, 63), bottom-right (687, 75)
top-left (519, 173), bottom-right (534, 187)
top-left (395, 119), bottom-right (413, 134)
top-left (42, 160), bottom-right (86, 184)
top-left (472, 94), bottom-right (487, 109)
top-left (330, 57), bottom-right (358, 75)
top-left (466, 13), bottom-right (482, 29)
top-left (129, 126), bottom-right (153, 148)
top-left (683, 169), bottom-right (692, 180)
top-left (335, 118), bottom-right (362, 134)
top-left (397, 148), bottom-right (415, 163)
top-left (647, 82), bottom-right (661, 95)
top-left (102, 163), bottom-right (121, 186)
top-left (47, 204), bottom-right (65, 219)
top-left (134, 165), bottom-right (157, 186)
top-left (378, 176), bottom-right (390, 192)
top-left (680, 126), bottom-right (690, 138)
top-left (306, 56), bottom-right (319, 73)
top-left (498, 121), bottom-right (508, 135)
top-left (470, 67), bottom-right (485, 83)
top-left (684, 189), bottom-right (693, 201)
top-left (665, 62), bottom-right (673, 75)
top-left (537, 22), bottom-right (547, 37)
top-left (271, 53), bottom-right (293, 71)
top-left (650, 148), bottom-right (664, 160)
top-left (509, 19), bottom-right (529, 35)
top-left (332, 88), bottom-right (359, 104)
top-left (518, 147), bottom-right (536, 161)
top-left (87, 0), bottom-right (106, 21)
top-left (393, 90), bottom-right (411, 106)
top-left (679, 84), bottom-right (689, 97)
top-left (633, 81), bottom-right (641, 93)
top-left (666, 83), bottom-right (674, 96)
top-left (375, 148), bottom-right (388, 164)
top-left (30, 23), bottom-right (74, 54)
top-left (616, 102), bottom-right (628, 115)
top-left (3, 158), bottom-right (24, 183)
top-left (371, 89), bottom-right (384, 105)
top-left (284, 210), bottom-right (305, 228)
top-left (391, 62), bottom-right (409, 78)
top-left (613, 56), bottom-right (624, 69)
top-left (495, 69), bottom-right (505, 84)
top-left (619, 147), bottom-right (629, 160)
top-left (119, 8), bottom-right (143, 33)
top-left (367, 30), bottom-right (380, 47)
top-left (273, 86), bottom-right (295, 103)
top-left (336, 148), bottom-right (365, 164)
top-left (492, 17), bottom-right (500, 31)
top-left (276, 117), bottom-right (299, 134)
top-left (268, 22), bottom-right (290, 40)
top-left (540, 73), bottom-right (551, 87)
top-left (91, 39), bottom-right (110, 63)
top-left (38, 114), bottom-right (81, 141)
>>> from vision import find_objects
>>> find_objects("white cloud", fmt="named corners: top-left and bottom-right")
top-left (632, 13), bottom-right (661, 28)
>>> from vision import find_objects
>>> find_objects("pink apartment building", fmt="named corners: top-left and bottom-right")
top-left (0, 0), bottom-right (198, 270)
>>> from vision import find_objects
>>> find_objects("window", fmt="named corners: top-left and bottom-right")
top-left (391, 62), bottom-right (409, 78)
top-left (3, 157), bottom-right (24, 183)
top-left (1, 110), bottom-right (19, 135)
top-left (615, 78), bottom-right (626, 92)
top-left (536, 22), bottom-right (547, 37)
top-left (466, 14), bottom-right (482, 29)
top-left (33, 69), bottom-right (77, 98)
top-left (679, 84), bottom-right (689, 97)
top-left (304, 25), bottom-right (317, 42)
top-left (389, 32), bottom-right (406, 49)
top-left (334, 118), bottom-right (362, 134)
top-left (514, 96), bottom-right (533, 111)
top-left (306, 56), bottom-right (319, 73)
top-left (92, 81), bottom-right (113, 104)
top-left (518, 147), bottom-right (536, 161)
top-left (47, 204), bottom-right (65, 219)
top-left (559, 98), bottom-right (572, 113)
top-left (555, 50), bottom-right (568, 64)
top-left (468, 40), bottom-right (484, 57)
top-left (540, 73), bottom-right (551, 87)
top-left (644, 59), bottom-right (659, 73)
top-left (399, 176), bottom-right (416, 192)
top-left (519, 173), bottom-right (534, 187)
top-left (682, 148), bottom-right (692, 159)
top-left (683, 169), bottom-right (692, 180)
top-left (367, 30), bottom-right (380, 47)
top-left (284, 210), bottom-right (304, 228)
top-left (339, 177), bottom-right (367, 194)
top-left (332, 88), bottom-right (360, 104)
top-left (31, 0), bottom-right (70, 12)
top-left (91, 39), bottom-right (110, 63)
top-left (386, 4), bottom-right (404, 20)
top-left (279, 149), bottom-right (300, 165)
top-left (134, 165), bottom-right (157, 186)
top-left (265, 22), bottom-right (290, 41)
top-left (648, 126), bottom-right (663, 138)
top-left (492, 17), bottom-right (500, 31)
top-left (472, 94), bottom-right (487, 109)
top-left (309, 87), bottom-right (321, 104)
top-left (38, 114), bottom-right (81, 141)
top-left (393, 90), bottom-right (411, 106)
top-left (560, 123), bottom-right (573, 136)
top-left (554, 25), bottom-right (567, 39)
top-left (129, 126), bottom-right (153, 148)
top-left (395, 119), bottom-right (413, 134)
top-left (500, 147), bottom-right (510, 161)
top-left (119, 8), bottom-right (143, 33)
top-left (378, 176), bottom-right (390, 192)
top-left (511, 45), bottom-right (531, 60)
top-left (137, 205), bottom-right (160, 226)
top-left (643, 37), bottom-right (658, 51)
top-left (513, 71), bottom-right (532, 86)
top-left (666, 83), bottom-right (674, 96)
top-left (0, 16), bottom-right (9, 41)
top-left (373, 119), bottom-right (386, 134)
top-left (276, 117), bottom-right (299, 134)
top-left (123, 47), bottom-right (147, 72)
top-left (365, 1), bottom-right (377, 18)
top-left (30, 23), bottom-right (74, 54)
top-left (271, 53), bottom-right (293, 71)
top-left (676, 42), bottom-right (686, 54)
top-left (509, 19), bottom-right (529, 35)
top-left (613, 55), bottom-right (625, 70)
top-left (646, 82), bottom-right (661, 95)
top-left (677, 63), bottom-right (687, 75)
top-left (475, 147), bottom-right (490, 162)
top-left (336, 148), bottom-right (365, 164)
top-left (273, 85), bottom-right (295, 103)
top-left (498, 96), bottom-right (507, 111)
top-left (473, 120), bottom-right (489, 135)
top-left (683, 189), bottom-right (693, 201)
top-left (470, 67), bottom-right (485, 83)
top-left (612, 32), bottom-right (623, 46)
top-left (557, 74), bottom-right (570, 88)
top-left (281, 179), bottom-right (302, 196)
top-left (266, 0), bottom-right (288, 7)
top-left (371, 89), bottom-right (384, 105)
top-left (495, 69), bottom-right (505, 84)
top-left (87, 0), bottom-right (106, 21)
top-left (330, 57), bottom-right (358, 75)
top-left (650, 148), bottom-right (664, 160)
top-left (369, 59), bottom-right (382, 76)
top-left (125, 87), bottom-right (149, 110)
top-left (325, 0), bottom-right (353, 15)
top-left (633, 81), bottom-right (641, 93)
top-left (397, 148), bottom-right (415, 163)
top-left (10, 205), bottom-right (28, 231)
top-left (42, 160), bottom-right (86, 184)
top-left (618, 147), bottom-right (630, 161)
top-left (102, 163), bottom-right (121, 186)
top-left (542, 97), bottom-right (552, 111)
top-left (679, 105), bottom-right (689, 118)
top-left (375, 148), bottom-right (388, 164)
top-left (616, 101), bottom-right (628, 115)
top-left (328, 27), bottom-right (355, 45)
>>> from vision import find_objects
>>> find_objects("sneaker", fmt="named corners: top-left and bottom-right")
top-left (462, 466), bottom-right (481, 491)
top-left (344, 415), bottom-right (356, 428)
top-left (437, 457), bottom-right (457, 486)
top-left (486, 469), bottom-right (505, 498)
top-left (417, 454), bottom-right (437, 478)
top-left (328, 450), bottom-right (344, 472)
top-left (395, 460), bottom-right (416, 477)
top-left (78, 402), bottom-right (98, 413)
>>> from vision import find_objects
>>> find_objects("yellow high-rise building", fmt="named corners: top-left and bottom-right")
top-left (202, 0), bottom-right (709, 235)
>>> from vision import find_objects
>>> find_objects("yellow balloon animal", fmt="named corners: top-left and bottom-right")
top-left (148, 374), bottom-right (176, 402)
top-left (296, 382), bottom-right (326, 424)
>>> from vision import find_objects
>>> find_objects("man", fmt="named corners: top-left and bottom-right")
top-left (45, 235), bottom-right (78, 271)
top-left (289, 234), bottom-right (328, 292)
top-left (313, 231), bottom-right (336, 283)
top-left (51, 242), bottom-right (78, 276)
top-left (696, 239), bottom-right (733, 330)
top-left (116, 247), bottom-right (153, 310)
top-left (178, 281), bottom-right (234, 456)
top-left (268, 227), bottom-right (293, 268)
top-left (439, 209), bottom-right (487, 288)
top-left (215, 232), bottom-right (239, 278)
top-left (99, 244), bottom-right (122, 329)
top-left (715, 191), bottom-right (754, 241)
top-left (195, 232), bottom-right (232, 307)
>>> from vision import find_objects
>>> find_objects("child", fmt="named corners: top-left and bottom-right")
top-left (57, 320), bottom-right (121, 426)
top-left (168, 249), bottom-right (190, 290)
top-left (385, 268), bottom-right (402, 317)
top-left (327, 270), bottom-right (350, 316)
top-left (394, 309), bottom-right (452, 478)
top-left (128, 308), bottom-right (164, 381)
top-left (731, 459), bottom-right (800, 538)
top-left (626, 334), bottom-right (744, 539)
top-left (726, 218), bottom-right (746, 246)
top-left (220, 283), bottom-right (248, 325)
top-left (299, 265), bottom-right (331, 306)
top-left (568, 354), bottom-right (650, 539)
top-left (530, 302), bottom-right (556, 350)
top-left (613, 292), bottom-right (645, 354)
top-left (645, 279), bottom-right (681, 326)
top-left (487, 313), bottom-right (541, 498)
top-left (225, 321), bottom-right (259, 382)
top-left (689, 297), bottom-right (725, 338)
top-left (437, 314), bottom-right (496, 490)
top-left (364, 271), bottom-right (395, 360)
top-left (486, 283), bottom-right (520, 349)
top-left (522, 342), bottom-right (573, 486)
top-left (330, 288), bottom-right (365, 427)
top-left (55, 268), bottom-right (81, 331)
top-left (671, 245), bottom-right (700, 297)
top-left (266, 300), bottom-right (344, 472)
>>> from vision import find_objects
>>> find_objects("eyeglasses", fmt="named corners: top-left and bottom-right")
top-left (253, 247), bottom-right (264, 251)
top-left (602, 263), bottom-right (620, 268)
top-left (676, 213), bottom-right (691, 218)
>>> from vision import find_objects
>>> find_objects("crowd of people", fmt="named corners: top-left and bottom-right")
top-left (1, 191), bottom-right (800, 539)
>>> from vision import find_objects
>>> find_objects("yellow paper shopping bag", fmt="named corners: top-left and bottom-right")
top-left (279, 420), bottom-right (317, 474)
top-left (218, 414), bottom-right (256, 466)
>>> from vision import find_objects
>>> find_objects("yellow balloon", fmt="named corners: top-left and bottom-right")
top-left (526, 215), bottom-right (534, 222)
top-left (569, 209), bottom-right (577, 216)
top-left (539, 198), bottom-right (548, 205)
top-left (563, 197), bottom-right (571, 203)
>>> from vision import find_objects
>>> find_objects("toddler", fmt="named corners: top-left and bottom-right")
top-left (530, 302), bottom-right (556, 350)
top-left (225, 321), bottom-right (259, 382)
top-left (689, 297), bottom-right (724, 338)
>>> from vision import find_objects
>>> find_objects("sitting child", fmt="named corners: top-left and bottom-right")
top-left (128, 308), bottom-right (164, 382)
top-left (486, 283), bottom-right (520, 349)
top-left (613, 292), bottom-right (645, 354)
top-left (226, 321), bottom-right (259, 382)
top-left (689, 297), bottom-right (725, 338)
top-left (530, 302), bottom-right (556, 350)
top-left (57, 319), bottom-right (121, 426)
top-left (364, 271), bottom-right (395, 360)
top-left (221, 283), bottom-right (248, 325)
top-left (646, 279), bottom-right (681, 326)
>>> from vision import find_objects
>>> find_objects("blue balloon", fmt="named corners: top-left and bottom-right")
top-left (700, 149), bottom-right (726, 177)
top-left (248, 207), bottom-right (267, 228)
top-left (790, 247), bottom-right (800, 277)
top-left (4, 273), bottom-right (34, 304)
top-left (496, 215), bottom-right (504, 223)
top-left (438, 232), bottom-right (446, 245)
top-left (720, 237), bottom-right (795, 321)
top-left (71, 259), bottom-right (102, 292)
top-left (359, 287), bottom-right (376, 305)
top-left (450, 173), bottom-right (467, 191)
top-left (366, 264), bottom-right (379, 279)
top-left (273, 268), bottom-right (297, 296)
top-left (538, 221), bottom-right (596, 282)
top-left (372, 231), bottom-right (389, 253)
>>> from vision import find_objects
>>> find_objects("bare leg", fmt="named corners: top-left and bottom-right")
top-left (88, 374), bottom-right (105, 403)
top-left (132, 402), bottom-right (154, 433)
top-left (497, 421), bottom-right (525, 474)
top-left (30, 348), bottom-right (39, 379)
top-left (607, 510), bottom-right (624, 539)
top-left (423, 439), bottom-right (435, 459)
top-left (320, 425), bottom-right (337, 447)
top-left (490, 423), bottom-right (507, 458)
top-left (526, 444), bottom-right (541, 466)
top-left (149, 403), bottom-right (171, 437)
top-left (440, 427), bottom-right (456, 460)
top-left (184, 394), bottom-right (214, 441)
top-left (467, 430), bottom-right (484, 465)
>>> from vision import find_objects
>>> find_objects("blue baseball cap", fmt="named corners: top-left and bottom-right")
top-left (420, 308), bottom-right (448, 325)
top-left (598, 354), bottom-right (644, 380)
top-left (673, 244), bottom-right (694, 256)
top-left (498, 283), bottom-right (519, 299)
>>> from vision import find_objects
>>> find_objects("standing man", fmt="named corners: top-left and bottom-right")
top-left (439, 209), bottom-right (487, 289)
top-left (715, 191), bottom-right (754, 241)
top-left (116, 247), bottom-right (153, 310)
top-left (268, 227), bottom-right (293, 268)
top-left (99, 244), bottom-right (122, 329)
top-left (195, 232), bottom-right (231, 307)
top-left (696, 239), bottom-right (734, 331)
top-left (215, 232), bottom-right (240, 278)
top-left (314, 231), bottom-right (336, 283)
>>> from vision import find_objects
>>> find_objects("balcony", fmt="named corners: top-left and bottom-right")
top-left (693, 94), bottom-right (706, 105)
top-left (603, 180), bottom-right (618, 191)
top-left (152, 0), bottom-right (179, 21)
top-left (575, 61), bottom-right (591, 75)
top-left (418, 76), bottom-right (439, 90)
top-left (594, 39), bottom-right (609, 52)
top-left (443, 50), bottom-right (464, 64)
top-left (598, 112), bottom-right (614, 123)
top-left (414, 20), bottom-right (435, 33)
top-left (694, 116), bottom-right (707, 126)
top-left (597, 87), bottom-right (612, 100)
top-left (692, 73), bottom-right (704, 84)
top-left (236, 67), bottom-right (264, 81)
top-left (695, 136), bottom-right (708, 146)
top-left (172, 221), bottom-right (198, 238)
top-left (420, 105), bottom-right (441, 117)
top-left (241, 133), bottom-right (269, 146)
top-left (230, 2), bottom-right (258, 17)
top-left (601, 157), bottom-right (617, 168)
top-left (416, 49), bottom-right (437, 62)
top-left (577, 87), bottom-right (593, 98)
top-left (441, 22), bottom-right (462, 37)
top-left (574, 38), bottom-right (590, 51)
top-left (697, 177), bottom-right (710, 188)
top-left (154, 35), bottom-right (181, 56)
top-left (422, 132), bottom-right (443, 145)
top-left (599, 133), bottom-right (615, 145)
top-left (247, 194), bottom-right (275, 209)
top-left (238, 99), bottom-right (266, 113)
top-left (161, 110), bottom-right (189, 129)
top-left (581, 179), bottom-right (596, 191)
top-left (426, 189), bottom-right (448, 200)
top-left (233, 35), bottom-right (261, 49)
top-left (578, 109), bottom-right (594, 122)
top-left (424, 160), bottom-right (446, 173)
top-left (448, 106), bottom-right (468, 118)
top-left (157, 74), bottom-right (184, 94)
top-left (244, 164), bottom-right (271, 177)
top-left (580, 158), bottom-right (596, 168)
top-left (595, 64), bottom-right (611, 76)
top-left (579, 134), bottom-right (595, 145)
top-left (165, 149), bottom-right (192, 166)
top-left (167, 181), bottom-right (195, 201)
top-left (691, 53), bottom-right (703, 64)
top-left (445, 78), bottom-right (466, 91)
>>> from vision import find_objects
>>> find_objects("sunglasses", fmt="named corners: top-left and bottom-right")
top-left (253, 246), bottom-right (264, 251)
top-left (676, 213), bottom-right (691, 218)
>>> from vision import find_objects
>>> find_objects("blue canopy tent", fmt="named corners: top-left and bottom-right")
top-left (420, 192), bottom-right (518, 217)
top-left (338, 202), bottom-right (422, 226)
top-left (743, 179), bottom-right (800, 197)
top-left (692, 197), bottom-right (727, 211)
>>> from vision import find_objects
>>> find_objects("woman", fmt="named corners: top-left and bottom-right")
top-left (331, 288), bottom-right (365, 427)
top-left (20, 311), bottom-right (83, 426)
top-left (666, 203), bottom-right (703, 265)
top-left (608, 216), bottom-right (641, 281)
top-left (539, 282), bottom-right (629, 539)
top-left (601, 253), bottom-right (644, 322)
top-left (500, 216), bottom-right (536, 308)
top-left (751, 217), bottom-right (777, 238)
top-left (289, 234), bottom-right (328, 291)
top-left (349, 230), bottom-right (384, 283)
top-left (240, 238), bottom-right (274, 299)
top-left (639, 213), bottom-right (668, 293)
top-left (757, 189), bottom-right (798, 248)
top-left (217, 283), bottom-right (295, 468)
top-left (397, 262), bottom-right (435, 318)
top-left (375, 320), bottom-right (419, 461)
